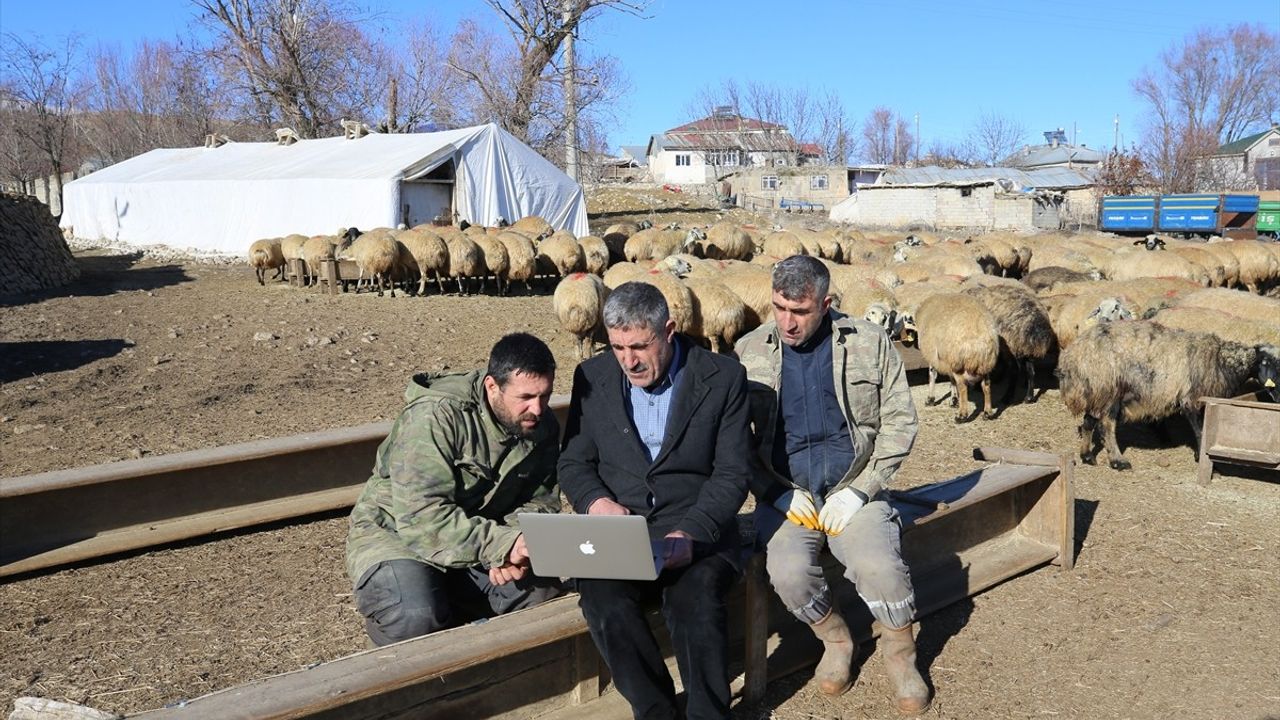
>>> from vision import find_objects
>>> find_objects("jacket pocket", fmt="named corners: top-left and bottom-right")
top-left (845, 360), bottom-right (882, 422)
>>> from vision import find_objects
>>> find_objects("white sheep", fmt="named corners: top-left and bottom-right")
top-left (437, 227), bottom-right (485, 295)
top-left (553, 272), bottom-right (608, 359)
top-left (578, 235), bottom-right (610, 276)
top-left (397, 228), bottom-right (450, 295)
top-left (497, 231), bottom-right (538, 294)
top-left (683, 277), bottom-right (747, 354)
top-left (697, 222), bottom-right (754, 260)
top-left (915, 292), bottom-right (1001, 422)
top-left (339, 231), bottom-right (400, 297)
top-left (472, 233), bottom-right (512, 295)
top-left (248, 238), bottom-right (285, 285)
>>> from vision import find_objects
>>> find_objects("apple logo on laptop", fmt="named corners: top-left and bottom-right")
top-left (579, 541), bottom-right (596, 555)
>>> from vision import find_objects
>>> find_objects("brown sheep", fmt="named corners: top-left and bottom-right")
top-left (1057, 319), bottom-right (1280, 470)
top-left (510, 215), bottom-right (553, 240)
top-left (963, 284), bottom-right (1056, 403)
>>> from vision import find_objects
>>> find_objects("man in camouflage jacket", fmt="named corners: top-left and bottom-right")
top-left (345, 333), bottom-right (563, 646)
top-left (735, 256), bottom-right (929, 714)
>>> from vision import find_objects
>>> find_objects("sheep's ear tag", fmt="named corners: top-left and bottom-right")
top-left (1266, 378), bottom-right (1276, 388)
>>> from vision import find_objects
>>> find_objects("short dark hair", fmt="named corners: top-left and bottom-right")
top-left (603, 282), bottom-right (669, 334)
top-left (772, 255), bottom-right (830, 302)
top-left (486, 332), bottom-right (555, 386)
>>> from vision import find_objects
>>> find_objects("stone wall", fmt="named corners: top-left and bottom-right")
top-left (0, 193), bottom-right (81, 297)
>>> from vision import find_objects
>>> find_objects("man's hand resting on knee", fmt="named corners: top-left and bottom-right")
top-left (774, 489), bottom-right (819, 530)
top-left (817, 488), bottom-right (865, 536)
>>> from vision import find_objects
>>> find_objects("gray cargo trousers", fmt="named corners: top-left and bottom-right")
top-left (754, 499), bottom-right (916, 630)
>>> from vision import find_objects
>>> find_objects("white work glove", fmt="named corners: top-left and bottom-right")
top-left (818, 488), bottom-right (865, 536)
top-left (773, 489), bottom-right (819, 530)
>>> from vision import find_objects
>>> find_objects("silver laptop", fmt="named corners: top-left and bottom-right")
top-left (518, 513), bottom-right (664, 581)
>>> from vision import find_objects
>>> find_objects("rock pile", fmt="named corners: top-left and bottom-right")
top-left (0, 193), bottom-right (80, 296)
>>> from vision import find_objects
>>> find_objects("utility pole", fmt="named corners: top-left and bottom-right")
top-left (563, 0), bottom-right (579, 181)
top-left (914, 113), bottom-right (920, 164)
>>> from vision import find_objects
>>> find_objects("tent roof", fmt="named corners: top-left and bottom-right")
top-left (72, 125), bottom-right (488, 184)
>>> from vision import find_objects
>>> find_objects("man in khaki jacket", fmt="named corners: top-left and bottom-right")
top-left (735, 255), bottom-right (928, 714)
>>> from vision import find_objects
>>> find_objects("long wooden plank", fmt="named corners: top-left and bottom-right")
top-left (0, 399), bottom-right (571, 578)
top-left (128, 453), bottom-right (1069, 720)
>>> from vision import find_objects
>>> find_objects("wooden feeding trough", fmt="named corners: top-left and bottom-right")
top-left (118, 447), bottom-right (1073, 720)
top-left (1197, 391), bottom-right (1280, 485)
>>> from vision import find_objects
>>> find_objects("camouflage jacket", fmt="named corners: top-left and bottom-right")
top-left (345, 370), bottom-right (561, 587)
top-left (734, 311), bottom-right (917, 505)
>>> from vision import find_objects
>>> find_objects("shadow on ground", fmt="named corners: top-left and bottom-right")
top-left (0, 253), bottom-right (191, 307)
top-left (0, 339), bottom-right (133, 384)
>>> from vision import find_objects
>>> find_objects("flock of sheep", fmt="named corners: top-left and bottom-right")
top-left (247, 218), bottom-right (1280, 472)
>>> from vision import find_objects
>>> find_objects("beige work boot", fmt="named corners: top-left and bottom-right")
top-left (808, 610), bottom-right (857, 695)
top-left (880, 624), bottom-right (931, 714)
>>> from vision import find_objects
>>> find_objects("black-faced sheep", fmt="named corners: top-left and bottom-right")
top-left (915, 292), bottom-right (1001, 422)
top-left (339, 231), bottom-right (400, 297)
top-left (1057, 319), bottom-right (1280, 469)
top-left (248, 238), bottom-right (285, 285)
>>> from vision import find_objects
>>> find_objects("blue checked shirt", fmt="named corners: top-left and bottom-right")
top-left (624, 338), bottom-right (686, 463)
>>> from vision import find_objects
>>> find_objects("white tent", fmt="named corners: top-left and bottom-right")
top-left (60, 123), bottom-right (590, 254)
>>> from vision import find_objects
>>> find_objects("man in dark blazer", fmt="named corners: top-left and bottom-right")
top-left (558, 281), bottom-right (751, 720)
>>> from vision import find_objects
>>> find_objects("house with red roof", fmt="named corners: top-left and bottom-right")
top-left (645, 107), bottom-right (822, 185)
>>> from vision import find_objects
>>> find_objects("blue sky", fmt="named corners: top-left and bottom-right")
top-left (4, 0), bottom-right (1278, 155)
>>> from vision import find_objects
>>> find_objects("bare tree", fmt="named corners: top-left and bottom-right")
top-left (814, 88), bottom-right (852, 165)
top-left (1094, 147), bottom-right (1149, 196)
top-left (0, 33), bottom-right (84, 215)
top-left (919, 139), bottom-right (975, 168)
top-left (381, 20), bottom-right (460, 132)
top-left (80, 40), bottom-right (228, 164)
top-left (860, 106), bottom-right (914, 165)
top-left (1133, 23), bottom-right (1279, 191)
top-left (193, 0), bottom-right (388, 138)
top-left (448, 0), bottom-right (643, 147)
top-left (967, 110), bottom-right (1027, 166)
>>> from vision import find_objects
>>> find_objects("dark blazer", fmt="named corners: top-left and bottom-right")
top-left (558, 336), bottom-right (751, 552)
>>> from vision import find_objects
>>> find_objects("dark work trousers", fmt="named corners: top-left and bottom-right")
top-left (354, 558), bottom-right (565, 646)
top-left (576, 553), bottom-right (739, 720)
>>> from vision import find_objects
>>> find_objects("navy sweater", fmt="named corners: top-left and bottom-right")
top-left (771, 315), bottom-right (856, 502)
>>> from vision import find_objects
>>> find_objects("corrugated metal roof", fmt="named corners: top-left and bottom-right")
top-left (1002, 143), bottom-right (1106, 168)
top-left (621, 145), bottom-right (648, 161)
top-left (667, 115), bottom-right (786, 133)
top-left (874, 166), bottom-right (1095, 189)
top-left (661, 131), bottom-right (801, 153)
top-left (1215, 126), bottom-right (1279, 155)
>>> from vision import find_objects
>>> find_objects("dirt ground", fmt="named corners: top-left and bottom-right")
top-left (2, 191), bottom-right (1278, 719)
